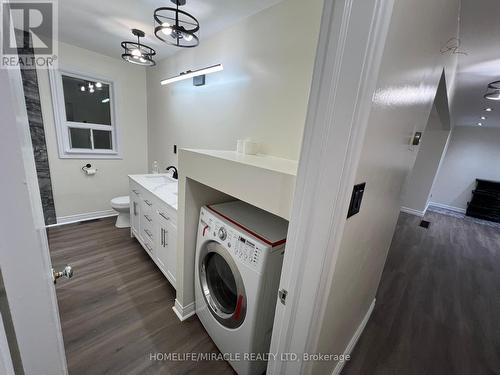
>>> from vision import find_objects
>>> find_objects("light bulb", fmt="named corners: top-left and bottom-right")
top-left (95, 82), bottom-right (102, 88)
top-left (80, 85), bottom-right (85, 92)
top-left (184, 33), bottom-right (193, 42)
top-left (485, 108), bottom-right (493, 112)
top-left (478, 122), bottom-right (482, 126)
top-left (139, 57), bottom-right (147, 63)
top-left (162, 22), bottom-right (172, 35)
top-left (131, 48), bottom-right (141, 58)
top-left (481, 116), bottom-right (486, 120)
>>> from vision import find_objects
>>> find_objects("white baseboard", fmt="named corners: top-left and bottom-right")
top-left (172, 299), bottom-right (195, 321)
top-left (400, 206), bottom-right (425, 217)
top-left (332, 299), bottom-right (375, 375)
top-left (47, 209), bottom-right (118, 227)
top-left (427, 202), bottom-right (466, 214)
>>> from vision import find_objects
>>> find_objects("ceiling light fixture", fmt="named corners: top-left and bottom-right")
top-left (478, 122), bottom-right (483, 126)
top-left (154, 0), bottom-right (199, 48)
top-left (102, 98), bottom-right (110, 103)
top-left (481, 116), bottom-right (486, 120)
top-left (160, 64), bottom-right (223, 86)
top-left (485, 107), bottom-right (493, 112)
top-left (121, 29), bottom-right (156, 67)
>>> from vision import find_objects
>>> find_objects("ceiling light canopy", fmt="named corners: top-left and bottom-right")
top-left (121, 29), bottom-right (156, 67)
top-left (154, 0), bottom-right (199, 48)
top-left (160, 64), bottom-right (223, 86)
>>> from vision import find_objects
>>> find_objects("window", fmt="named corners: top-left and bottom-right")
top-left (49, 70), bottom-right (120, 158)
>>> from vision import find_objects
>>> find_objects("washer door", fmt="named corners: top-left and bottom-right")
top-left (199, 241), bottom-right (246, 329)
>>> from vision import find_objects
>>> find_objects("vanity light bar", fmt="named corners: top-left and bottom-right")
top-left (160, 64), bottom-right (223, 86)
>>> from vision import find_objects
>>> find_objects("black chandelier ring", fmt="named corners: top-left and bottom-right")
top-left (154, 6), bottom-right (200, 48)
top-left (487, 81), bottom-right (500, 90)
top-left (121, 29), bottom-right (156, 66)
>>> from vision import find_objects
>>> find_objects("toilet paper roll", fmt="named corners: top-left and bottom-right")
top-left (243, 140), bottom-right (259, 155)
top-left (85, 168), bottom-right (97, 175)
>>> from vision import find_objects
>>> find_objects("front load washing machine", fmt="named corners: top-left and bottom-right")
top-left (195, 201), bottom-right (289, 375)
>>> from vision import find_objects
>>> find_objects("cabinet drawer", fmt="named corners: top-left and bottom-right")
top-left (143, 224), bottom-right (154, 242)
top-left (157, 206), bottom-right (176, 227)
top-left (130, 181), bottom-right (142, 197)
top-left (143, 236), bottom-right (154, 255)
top-left (143, 211), bottom-right (154, 231)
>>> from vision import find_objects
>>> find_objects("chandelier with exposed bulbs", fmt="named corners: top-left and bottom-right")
top-left (153, 0), bottom-right (200, 48)
top-left (121, 29), bottom-right (156, 66)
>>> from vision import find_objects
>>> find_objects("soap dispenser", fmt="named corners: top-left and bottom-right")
top-left (152, 161), bottom-right (159, 174)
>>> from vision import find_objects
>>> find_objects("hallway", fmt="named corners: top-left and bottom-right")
top-left (343, 211), bottom-right (500, 375)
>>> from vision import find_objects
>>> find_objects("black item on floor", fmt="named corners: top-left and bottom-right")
top-left (466, 179), bottom-right (500, 223)
top-left (419, 220), bottom-right (430, 229)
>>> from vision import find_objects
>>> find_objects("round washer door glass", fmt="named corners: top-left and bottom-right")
top-left (205, 253), bottom-right (237, 313)
top-left (199, 241), bottom-right (246, 328)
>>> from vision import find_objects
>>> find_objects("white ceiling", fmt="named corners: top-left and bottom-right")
top-left (55, 0), bottom-right (284, 61)
top-left (453, 0), bottom-right (500, 128)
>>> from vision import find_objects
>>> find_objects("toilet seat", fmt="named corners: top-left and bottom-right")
top-left (111, 196), bottom-right (130, 209)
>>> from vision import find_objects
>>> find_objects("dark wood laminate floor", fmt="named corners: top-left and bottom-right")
top-left (48, 217), bottom-right (235, 375)
top-left (343, 211), bottom-right (500, 375)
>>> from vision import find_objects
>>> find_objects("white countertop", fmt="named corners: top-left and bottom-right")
top-left (182, 149), bottom-right (298, 176)
top-left (129, 174), bottom-right (178, 210)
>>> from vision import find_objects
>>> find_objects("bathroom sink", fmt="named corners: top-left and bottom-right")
top-left (144, 175), bottom-right (176, 184)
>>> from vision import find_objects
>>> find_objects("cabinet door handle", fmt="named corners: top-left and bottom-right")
top-left (158, 212), bottom-right (170, 220)
top-left (144, 200), bottom-right (152, 206)
top-left (144, 214), bottom-right (152, 222)
top-left (132, 189), bottom-right (139, 195)
top-left (133, 202), bottom-right (137, 216)
top-left (145, 243), bottom-right (152, 252)
top-left (144, 229), bottom-right (152, 238)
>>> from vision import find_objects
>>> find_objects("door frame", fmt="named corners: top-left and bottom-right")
top-left (1, 0), bottom-right (396, 373)
top-left (0, 45), bottom-right (67, 375)
top-left (268, 0), bottom-right (395, 373)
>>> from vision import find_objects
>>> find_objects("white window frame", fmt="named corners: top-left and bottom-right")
top-left (48, 69), bottom-right (121, 159)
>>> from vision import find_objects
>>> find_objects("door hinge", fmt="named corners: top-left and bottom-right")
top-left (278, 288), bottom-right (288, 305)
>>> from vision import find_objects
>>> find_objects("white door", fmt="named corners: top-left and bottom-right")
top-left (0, 62), bottom-right (67, 372)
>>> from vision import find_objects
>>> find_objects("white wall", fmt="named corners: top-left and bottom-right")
top-left (431, 126), bottom-right (500, 211)
top-left (146, 0), bottom-right (323, 167)
top-left (312, 0), bottom-right (460, 372)
top-left (37, 42), bottom-right (148, 221)
top-left (401, 103), bottom-right (451, 215)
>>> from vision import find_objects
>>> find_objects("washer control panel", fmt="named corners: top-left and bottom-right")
top-left (202, 210), bottom-right (265, 270)
top-left (218, 227), bottom-right (227, 241)
top-left (234, 236), bottom-right (262, 268)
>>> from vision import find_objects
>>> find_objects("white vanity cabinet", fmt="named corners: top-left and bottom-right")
top-left (156, 208), bottom-right (177, 286)
top-left (129, 175), bottom-right (177, 288)
top-left (130, 181), bottom-right (143, 241)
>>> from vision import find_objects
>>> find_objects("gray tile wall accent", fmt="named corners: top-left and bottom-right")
top-left (17, 30), bottom-right (56, 225)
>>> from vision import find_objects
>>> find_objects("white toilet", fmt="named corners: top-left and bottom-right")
top-left (110, 196), bottom-right (130, 228)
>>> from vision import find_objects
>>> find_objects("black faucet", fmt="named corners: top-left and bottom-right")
top-left (166, 166), bottom-right (178, 179)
